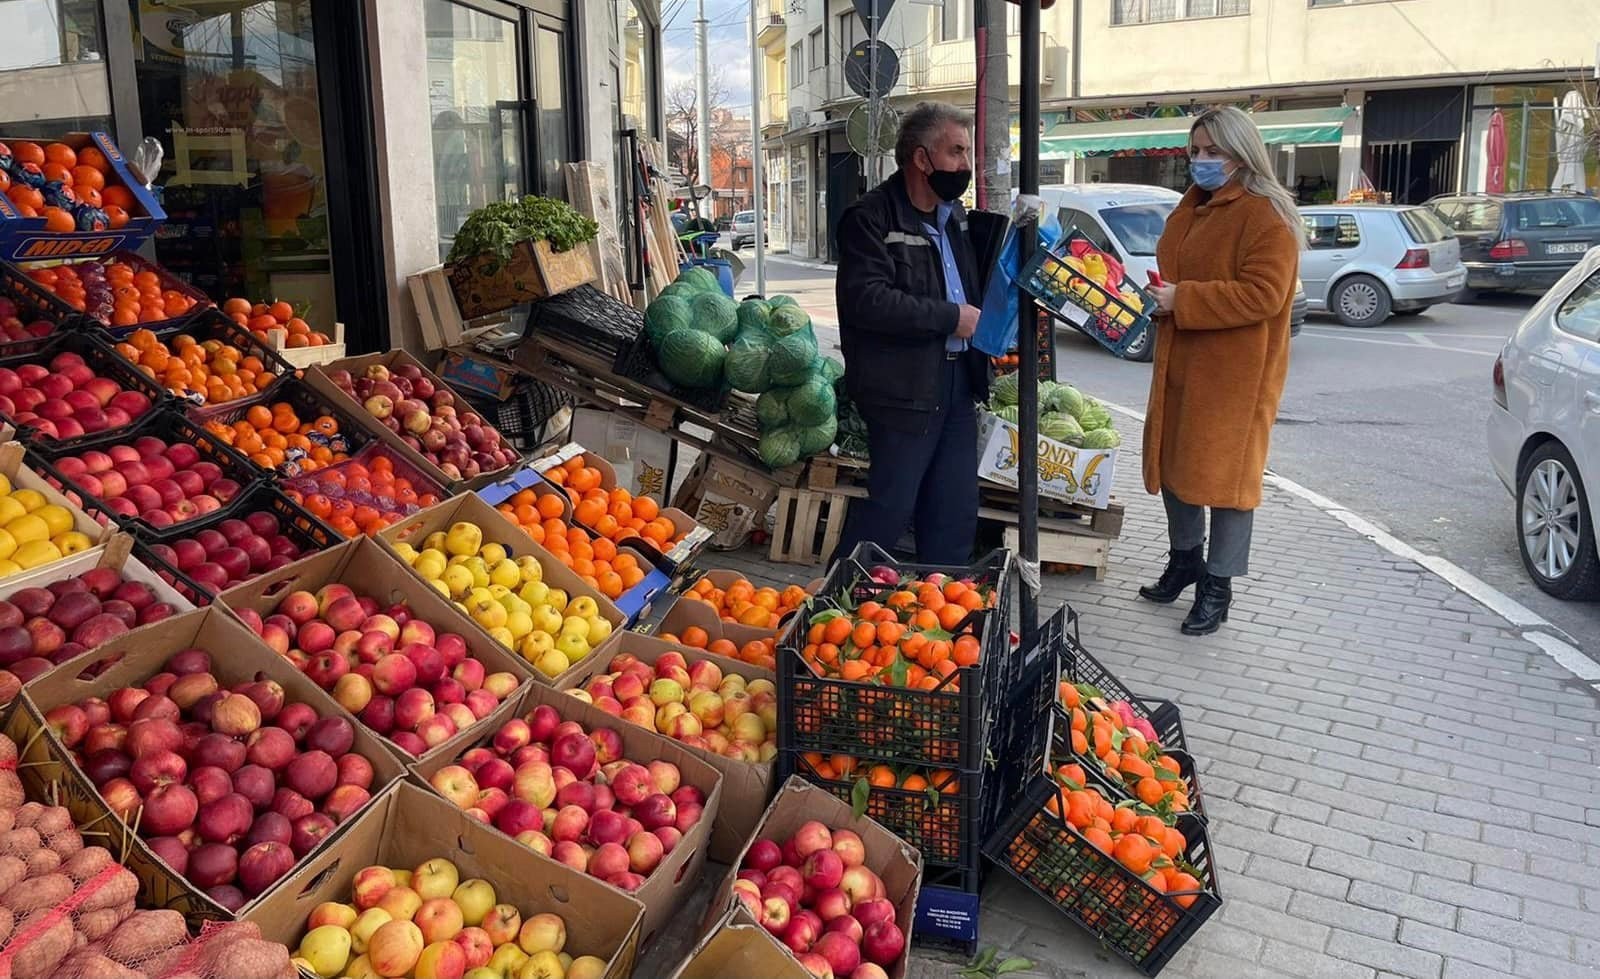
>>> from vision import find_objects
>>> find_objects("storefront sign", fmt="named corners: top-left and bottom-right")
top-left (976, 410), bottom-right (1117, 509)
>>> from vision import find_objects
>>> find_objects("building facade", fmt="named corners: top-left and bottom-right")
top-left (759, 0), bottom-right (1599, 260)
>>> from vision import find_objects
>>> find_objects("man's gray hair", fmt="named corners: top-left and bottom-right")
top-left (895, 101), bottom-right (974, 168)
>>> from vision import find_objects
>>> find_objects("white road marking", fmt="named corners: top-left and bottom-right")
top-left (1406, 331), bottom-right (1441, 348)
top-left (1098, 399), bottom-right (1597, 687)
top-left (1296, 332), bottom-right (1498, 357)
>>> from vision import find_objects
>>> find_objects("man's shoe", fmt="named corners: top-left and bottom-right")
top-left (1181, 574), bottom-right (1232, 635)
top-left (1138, 545), bottom-right (1205, 604)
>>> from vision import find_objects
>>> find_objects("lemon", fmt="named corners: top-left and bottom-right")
top-left (0, 528), bottom-right (16, 561)
top-left (0, 474), bottom-right (10, 496)
top-left (35, 504), bottom-right (74, 537)
top-left (14, 539), bottom-right (62, 569)
top-left (5, 514), bottom-right (50, 545)
top-left (55, 531), bottom-right (94, 555)
top-left (0, 497), bottom-right (26, 526)
top-left (0, 559), bottom-right (18, 578)
top-left (8, 489), bottom-right (46, 513)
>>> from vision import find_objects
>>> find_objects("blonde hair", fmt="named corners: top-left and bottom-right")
top-left (1191, 107), bottom-right (1304, 239)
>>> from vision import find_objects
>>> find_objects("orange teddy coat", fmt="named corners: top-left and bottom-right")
top-left (1143, 182), bottom-right (1300, 511)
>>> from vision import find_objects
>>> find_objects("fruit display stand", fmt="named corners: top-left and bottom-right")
top-left (0, 605), bottom-right (407, 925)
top-left (248, 781), bottom-right (645, 979)
top-left (191, 376), bottom-right (379, 480)
top-left (0, 133), bottom-right (167, 263)
top-left (303, 350), bottom-right (520, 491)
top-left (374, 492), bottom-right (627, 680)
top-left (655, 569), bottom-right (819, 652)
top-left (409, 677), bottom-right (724, 949)
top-left (37, 250), bottom-right (212, 334)
top-left (669, 908), bottom-right (804, 978)
top-left (554, 630), bottom-right (775, 864)
top-left (214, 536), bottom-right (533, 768)
top-left (0, 258), bottom-right (91, 345)
top-left (475, 459), bottom-right (673, 625)
top-left (280, 441), bottom-right (449, 541)
top-left (701, 776), bottom-right (923, 979)
top-left (0, 329), bottom-right (170, 448)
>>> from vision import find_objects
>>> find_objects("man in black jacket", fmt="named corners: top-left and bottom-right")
top-left (830, 102), bottom-right (989, 566)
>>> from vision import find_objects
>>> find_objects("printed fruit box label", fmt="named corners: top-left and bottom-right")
top-left (976, 411), bottom-right (1116, 509)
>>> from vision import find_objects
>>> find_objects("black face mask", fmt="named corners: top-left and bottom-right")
top-left (920, 146), bottom-right (971, 203)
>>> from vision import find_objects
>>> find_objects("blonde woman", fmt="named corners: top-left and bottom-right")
top-left (1138, 106), bottom-right (1302, 635)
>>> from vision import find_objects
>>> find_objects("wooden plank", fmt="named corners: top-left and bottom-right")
top-left (805, 455), bottom-right (869, 491)
top-left (564, 161), bottom-right (629, 301)
top-left (768, 487), bottom-right (849, 565)
top-left (1003, 526), bottom-right (1110, 580)
top-left (642, 398), bottom-right (676, 431)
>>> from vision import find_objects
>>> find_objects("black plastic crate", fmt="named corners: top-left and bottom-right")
top-left (523, 283), bottom-right (642, 362)
top-left (1057, 617), bottom-right (1191, 757)
top-left (49, 250), bottom-right (213, 334)
top-left (190, 376), bottom-right (376, 478)
top-left (482, 380), bottom-right (574, 451)
top-left (0, 330), bottom-right (171, 446)
top-left (981, 692), bottom-right (1221, 977)
top-left (23, 406), bottom-right (265, 536)
top-left (118, 308), bottom-right (300, 408)
top-left (129, 483), bottom-right (339, 605)
top-left (0, 260), bottom-right (92, 343)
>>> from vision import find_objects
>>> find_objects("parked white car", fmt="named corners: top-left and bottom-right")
top-left (1298, 204), bottom-right (1467, 327)
top-left (731, 210), bottom-right (757, 250)
top-left (1487, 244), bottom-right (1600, 599)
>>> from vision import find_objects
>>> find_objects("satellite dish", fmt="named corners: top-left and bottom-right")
top-left (844, 41), bottom-right (899, 99)
top-left (846, 103), bottom-right (900, 157)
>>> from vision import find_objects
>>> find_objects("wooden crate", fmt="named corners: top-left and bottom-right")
top-left (1001, 525), bottom-right (1112, 580)
top-left (980, 484), bottom-right (1125, 539)
top-left (447, 238), bottom-right (598, 319)
top-left (805, 453), bottom-right (871, 491)
top-left (407, 265), bottom-right (518, 351)
top-left (769, 487), bottom-right (849, 565)
top-left (264, 319), bottom-right (345, 368)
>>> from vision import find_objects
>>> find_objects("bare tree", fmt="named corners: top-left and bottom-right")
top-left (665, 71), bottom-right (731, 184)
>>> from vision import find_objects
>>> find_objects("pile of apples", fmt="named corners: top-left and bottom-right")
top-left (0, 565), bottom-right (181, 678)
top-left (391, 520), bottom-right (613, 680)
top-left (0, 474), bottom-right (96, 577)
top-left (143, 511), bottom-right (312, 599)
top-left (428, 703), bottom-right (707, 894)
top-left (295, 858), bottom-right (609, 979)
top-left (0, 350), bottom-right (156, 440)
top-left (733, 823), bottom-right (905, 979)
top-left (238, 583), bottom-right (522, 757)
top-left (0, 296), bottom-right (57, 343)
top-left (48, 433), bottom-right (247, 528)
top-left (324, 363), bottom-right (516, 482)
top-left (566, 649), bottom-right (777, 763)
top-left (44, 647), bottom-right (382, 910)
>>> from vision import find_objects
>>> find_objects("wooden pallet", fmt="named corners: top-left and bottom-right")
top-left (806, 454), bottom-right (871, 491)
top-left (1002, 525), bottom-right (1111, 580)
top-left (769, 487), bottom-right (850, 565)
top-left (979, 484), bottom-right (1125, 539)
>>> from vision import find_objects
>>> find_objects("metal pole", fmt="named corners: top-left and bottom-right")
top-left (975, 0), bottom-right (1009, 212)
top-left (868, 0), bottom-right (880, 184)
top-left (695, 0), bottom-right (713, 198)
top-left (750, 0), bottom-right (766, 295)
top-left (1017, 0), bottom-right (1041, 642)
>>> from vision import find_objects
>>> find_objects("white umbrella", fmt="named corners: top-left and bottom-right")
top-left (1551, 89), bottom-right (1589, 193)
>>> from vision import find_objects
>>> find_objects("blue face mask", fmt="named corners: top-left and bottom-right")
top-left (1190, 158), bottom-right (1230, 190)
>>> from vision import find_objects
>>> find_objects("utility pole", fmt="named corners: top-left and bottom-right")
top-left (695, 0), bottom-right (713, 214)
top-left (1016, 0), bottom-right (1041, 641)
top-left (749, 0), bottom-right (765, 294)
top-left (974, 0), bottom-right (1010, 210)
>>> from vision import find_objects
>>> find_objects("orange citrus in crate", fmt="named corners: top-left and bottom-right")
top-left (112, 327), bottom-right (279, 405)
top-left (1060, 683), bottom-right (1199, 819)
top-left (684, 575), bottom-right (809, 630)
top-left (203, 400), bottom-right (353, 475)
top-left (282, 453), bottom-right (443, 538)
top-left (495, 486), bottom-right (647, 600)
top-left (658, 624), bottom-right (778, 671)
top-left (540, 456), bottom-right (685, 549)
top-left (799, 577), bottom-right (994, 690)
top-left (1, 139), bottom-right (136, 228)
top-left (27, 257), bottom-right (203, 326)
top-left (222, 297), bottom-right (335, 348)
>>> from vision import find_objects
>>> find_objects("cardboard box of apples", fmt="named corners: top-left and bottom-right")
top-left (248, 781), bottom-right (645, 979)
top-left (670, 907), bottom-right (802, 978)
top-left (0, 605), bottom-right (407, 923)
top-left (215, 536), bottom-right (534, 767)
top-left (410, 675), bottom-right (724, 949)
top-left (555, 630), bottom-right (775, 865)
top-left (703, 776), bottom-right (924, 979)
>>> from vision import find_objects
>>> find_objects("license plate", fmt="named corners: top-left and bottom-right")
top-left (1548, 242), bottom-right (1588, 254)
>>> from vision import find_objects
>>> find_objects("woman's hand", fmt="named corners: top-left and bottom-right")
top-left (1152, 283), bottom-right (1178, 313)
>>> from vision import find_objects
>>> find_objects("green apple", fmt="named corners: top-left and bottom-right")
top-left (556, 631), bottom-right (590, 663)
top-left (451, 878), bottom-right (497, 926)
top-left (519, 580), bottom-right (551, 608)
top-left (297, 925), bottom-right (352, 978)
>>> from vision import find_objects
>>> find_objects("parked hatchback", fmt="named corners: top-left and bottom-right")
top-left (1427, 192), bottom-right (1600, 296)
top-left (1487, 244), bottom-right (1600, 599)
top-left (1298, 205), bottom-right (1466, 326)
top-left (731, 210), bottom-right (757, 250)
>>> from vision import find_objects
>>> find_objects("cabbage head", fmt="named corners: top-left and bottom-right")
top-left (725, 330), bottom-right (773, 393)
top-left (769, 305), bottom-right (811, 337)
top-left (1080, 428), bottom-right (1122, 450)
top-left (656, 328), bottom-right (725, 388)
top-left (768, 331), bottom-right (819, 385)
top-left (758, 427), bottom-right (803, 469)
top-left (1046, 383), bottom-right (1085, 417)
top-left (795, 416), bottom-right (838, 457)
top-left (991, 404), bottom-right (1019, 424)
top-left (1078, 399), bottom-right (1113, 432)
top-left (644, 295), bottom-right (690, 343)
top-left (788, 376), bottom-right (837, 427)
top-left (820, 356), bottom-right (845, 383)
top-left (990, 372), bottom-right (1020, 408)
top-left (756, 388), bottom-right (791, 429)
top-left (691, 292), bottom-right (739, 343)
top-left (1040, 412), bottom-right (1084, 444)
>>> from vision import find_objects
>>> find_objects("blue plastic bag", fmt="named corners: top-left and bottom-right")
top-left (973, 213), bottom-right (1062, 357)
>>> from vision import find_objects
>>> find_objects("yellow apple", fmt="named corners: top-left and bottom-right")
top-left (480, 541), bottom-right (508, 564)
top-left (489, 559), bottom-right (521, 589)
top-left (517, 950), bottom-right (565, 979)
top-left (585, 617), bottom-right (613, 644)
top-left (487, 944), bottom-right (529, 975)
top-left (506, 611), bottom-right (534, 640)
top-left (521, 631), bottom-right (556, 662)
top-left (529, 605), bottom-right (564, 636)
top-left (555, 632), bottom-right (590, 663)
top-left (423, 531), bottom-right (448, 552)
top-left (350, 907), bottom-right (393, 954)
top-left (519, 580), bottom-right (551, 608)
top-left (560, 615), bottom-right (591, 639)
top-left (413, 858), bottom-right (461, 900)
top-left (544, 588), bottom-right (569, 612)
top-left (451, 878), bottom-right (497, 925)
top-left (445, 521), bottom-right (483, 557)
top-left (442, 565), bottom-right (475, 599)
top-left (392, 542), bottom-right (418, 563)
top-left (566, 596), bottom-right (599, 620)
top-left (535, 648), bottom-right (571, 678)
top-left (297, 925), bottom-right (352, 978)
top-left (517, 913), bottom-right (566, 954)
top-left (515, 556), bottom-right (543, 584)
top-left (415, 552), bottom-right (448, 581)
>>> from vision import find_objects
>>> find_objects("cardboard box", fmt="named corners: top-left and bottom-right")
top-left (0, 532), bottom-right (190, 610)
top-left (438, 346), bottom-right (521, 401)
top-left (669, 908), bottom-right (804, 979)
top-left (2, 607), bottom-right (406, 925)
top-left (249, 782), bottom-right (644, 979)
top-left (670, 453), bottom-right (781, 552)
top-left (976, 410), bottom-right (1118, 509)
top-left (556, 630), bottom-right (774, 864)
top-left (702, 776), bottom-right (924, 979)
top-left (215, 536), bottom-right (533, 768)
top-left (0, 133), bottom-right (166, 263)
top-left (655, 570), bottom-right (820, 652)
top-left (410, 678), bottom-right (724, 949)
top-left (533, 442), bottom-right (711, 570)
top-left (374, 492), bottom-right (627, 679)
top-left (0, 439), bottom-right (113, 546)
top-left (570, 407), bottom-right (677, 504)
top-left (304, 350), bottom-right (516, 491)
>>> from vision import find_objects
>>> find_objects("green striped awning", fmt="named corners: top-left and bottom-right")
top-left (1034, 107), bottom-right (1353, 158)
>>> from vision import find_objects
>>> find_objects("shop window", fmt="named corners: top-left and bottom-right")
top-left (2, 0), bottom-right (102, 70)
top-left (1113, 0), bottom-right (1246, 23)
top-left (790, 43), bottom-right (804, 87)
top-left (1304, 214), bottom-right (1360, 249)
top-left (622, 1), bottom-right (657, 136)
top-left (1555, 268), bottom-right (1600, 342)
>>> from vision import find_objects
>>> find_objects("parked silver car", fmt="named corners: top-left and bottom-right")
top-left (731, 210), bottom-right (757, 250)
top-left (1298, 204), bottom-right (1467, 327)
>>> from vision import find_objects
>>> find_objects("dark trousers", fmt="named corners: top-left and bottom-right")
top-left (831, 356), bottom-right (978, 567)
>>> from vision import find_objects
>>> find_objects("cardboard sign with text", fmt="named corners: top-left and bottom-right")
top-left (670, 453), bottom-right (781, 551)
top-left (975, 410), bottom-right (1118, 509)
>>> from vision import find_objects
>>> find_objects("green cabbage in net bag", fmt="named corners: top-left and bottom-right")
top-left (736, 299), bottom-right (770, 335)
top-left (989, 371), bottom-right (1020, 408)
top-left (678, 266), bottom-right (721, 293)
top-left (758, 427), bottom-right (803, 468)
top-left (795, 416), bottom-right (838, 456)
top-left (656, 328), bottom-right (725, 388)
top-left (691, 292), bottom-right (739, 343)
top-left (1078, 398), bottom-right (1114, 432)
top-left (756, 388), bottom-right (791, 429)
top-left (1080, 428), bottom-right (1122, 449)
top-left (768, 331), bottom-right (819, 385)
top-left (769, 305), bottom-right (811, 337)
top-left (1047, 383), bottom-right (1085, 417)
top-left (767, 294), bottom-right (799, 309)
top-left (992, 404), bottom-right (1019, 424)
top-left (725, 330), bottom-right (774, 393)
top-left (820, 355), bottom-right (845, 383)
top-left (1041, 412), bottom-right (1084, 444)
top-left (644, 295), bottom-right (690, 344)
top-left (788, 376), bottom-right (837, 427)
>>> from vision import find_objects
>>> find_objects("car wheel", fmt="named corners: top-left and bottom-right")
top-left (1517, 441), bottom-right (1600, 600)
top-left (1331, 275), bottom-right (1392, 327)
top-left (1121, 325), bottom-right (1154, 362)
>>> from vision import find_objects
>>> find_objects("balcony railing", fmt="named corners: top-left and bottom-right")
top-left (757, 0), bottom-right (785, 45)
top-left (902, 31), bottom-right (1055, 93)
top-left (764, 91), bottom-right (787, 126)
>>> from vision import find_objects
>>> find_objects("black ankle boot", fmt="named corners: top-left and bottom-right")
top-left (1138, 545), bottom-right (1205, 604)
top-left (1181, 574), bottom-right (1232, 635)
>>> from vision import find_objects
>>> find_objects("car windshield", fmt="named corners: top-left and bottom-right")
top-left (1098, 203), bottom-right (1175, 256)
top-left (1399, 208), bottom-right (1453, 244)
top-left (735, 212), bottom-right (754, 222)
top-left (1512, 198), bottom-right (1600, 230)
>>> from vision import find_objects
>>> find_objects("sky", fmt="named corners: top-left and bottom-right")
top-left (660, 0), bottom-right (756, 117)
